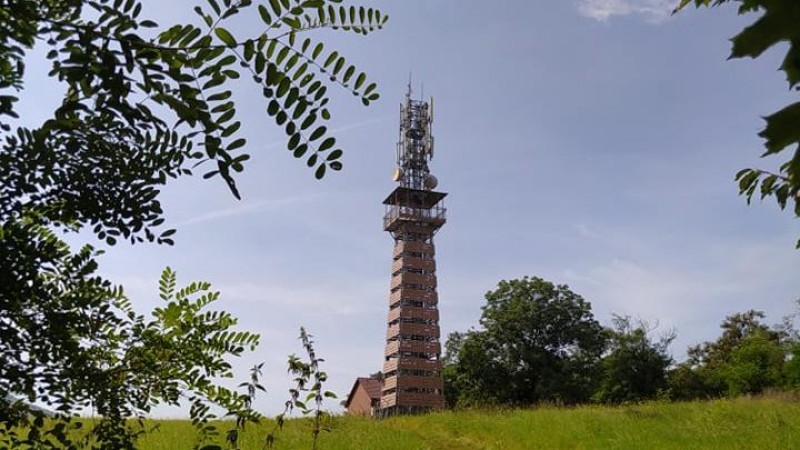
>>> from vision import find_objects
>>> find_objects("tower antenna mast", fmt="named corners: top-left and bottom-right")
top-left (379, 86), bottom-right (447, 415)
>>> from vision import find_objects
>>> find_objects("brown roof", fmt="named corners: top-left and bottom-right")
top-left (360, 378), bottom-right (382, 400)
top-left (344, 377), bottom-right (382, 407)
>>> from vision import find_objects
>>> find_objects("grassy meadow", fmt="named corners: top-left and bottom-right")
top-left (132, 396), bottom-right (800, 450)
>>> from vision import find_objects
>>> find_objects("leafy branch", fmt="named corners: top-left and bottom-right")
top-left (266, 328), bottom-right (336, 450)
top-left (1, 0), bottom-right (387, 250)
top-left (675, 0), bottom-right (800, 247)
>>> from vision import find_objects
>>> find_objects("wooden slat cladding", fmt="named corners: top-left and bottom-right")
top-left (384, 340), bottom-right (441, 357)
top-left (382, 358), bottom-right (442, 373)
top-left (389, 289), bottom-right (438, 305)
top-left (386, 323), bottom-right (442, 340)
top-left (392, 240), bottom-right (435, 258)
top-left (382, 375), bottom-right (443, 392)
top-left (389, 273), bottom-right (437, 290)
top-left (387, 307), bottom-right (439, 323)
top-left (381, 391), bottom-right (445, 409)
top-left (392, 257), bottom-right (435, 274)
top-left (396, 376), bottom-right (443, 390)
top-left (379, 395), bottom-right (397, 408)
top-left (398, 322), bottom-right (440, 338)
top-left (379, 392), bottom-right (444, 409)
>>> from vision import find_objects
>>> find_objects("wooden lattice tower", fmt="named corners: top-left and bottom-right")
top-left (380, 87), bottom-right (446, 414)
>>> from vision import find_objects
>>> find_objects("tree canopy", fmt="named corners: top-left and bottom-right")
top-left (0, 0), bottom-right (386, 447)
top-left (668, 310), bottom-right (790, 399)
top-left (444, 277), bottom-right (607, 406)
top-left (593, 316), bottom-right (675, 404)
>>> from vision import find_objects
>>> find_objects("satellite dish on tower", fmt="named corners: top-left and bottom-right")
top-left (392, 167), bottom-right (404, 182)
top-left (424, 175), bottom-right (438, 190)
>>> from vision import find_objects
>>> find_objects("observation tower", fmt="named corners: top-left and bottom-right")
top-left (380, 87), bottom-right (446, 414)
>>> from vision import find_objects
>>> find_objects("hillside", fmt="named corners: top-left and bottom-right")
top-left (137, 396), bottom-right (800, 450)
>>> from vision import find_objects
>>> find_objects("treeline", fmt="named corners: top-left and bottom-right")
top-left (443, 276), bottom-right (800, 407)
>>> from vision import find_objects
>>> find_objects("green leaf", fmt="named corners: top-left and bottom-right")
top-left (312, 43), bottom-right (324, 59)
top-left (779, 43), bottom-right (800, 88)
top-left (214, 27), bottom-right (236, 47)
top-left (354, 72), bottom-right (366, 90)
top-left (323, 51), bottom-right (338, 68)
top-left (759, 102), bottom-right (800, 156)
top-left (737, 169), bottom-right (760, 199)
top-left (325, 148), bottom-right (341, 160)
top-left (269, 0), bottom-right (282, 16)
top-left (300, 113), bottom-right (316, 130)
top-left (314, 163), bottom-right (326, 179)
top-left (277, 77), bottom-right (291, 97)
top-left (729, 4), bottom-right (795, 60)
top-left (288, 133), bottom-right (301, 150)
top-left (276, 46), bottom-right (290, 66)
top-left (294, 143), bottom-right (308, 158)
top-left (309, 126), bottom-right (326, 141)
top-left (258, 4), bottom-right (272, 24)
top-left (343, 66), bottom-right (355, 83)
top-left (227, 138), bottom-right (246, 151)
top-left (207, 0), bottom-right (221, 16)
top-left (267, 100), bottom-right (280, 116)
top-left (243, 40), bottom-right (255, 61)
top-left (208, 91), bottom-right (232, 102)
top-left (282, 17), bottom-right (301, 28)
top-left (333, 57), bottom-right (345, 75)
top-left (319, 137), bottom-right (335, 153)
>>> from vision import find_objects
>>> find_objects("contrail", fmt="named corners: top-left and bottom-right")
top-left (173, 116), bottom-right (389, 227)
top-left (171, 193), bottom-right (325, 228)
top-left (257, 115), bottom-right (392, 151)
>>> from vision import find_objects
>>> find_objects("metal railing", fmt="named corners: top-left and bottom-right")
top-left (383, 205), bottom-right (447, 228)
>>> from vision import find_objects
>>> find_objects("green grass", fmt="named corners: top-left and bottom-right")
top-left (4, 396), bottom-right (795, 449)
top-left (133, 396), bottom-right (800, 450)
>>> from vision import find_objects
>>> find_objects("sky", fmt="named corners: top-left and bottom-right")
top-left (14, 0), bottom-right (799, 416)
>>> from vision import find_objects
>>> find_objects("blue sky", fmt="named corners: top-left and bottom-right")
top-left (16, 0), bottom-right (799, 416)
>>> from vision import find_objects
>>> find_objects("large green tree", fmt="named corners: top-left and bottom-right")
top-left (0, 0), bottom-right (386, 447)
top-left (444, 277), bottom-right (607, 407)
top-left (593, 315), bottom-right (675, 404)
top-left (675, 0), bottom-right (800, 247)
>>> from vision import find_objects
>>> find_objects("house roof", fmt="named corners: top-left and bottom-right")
top-left (344, 377), bottom-right (382, 407)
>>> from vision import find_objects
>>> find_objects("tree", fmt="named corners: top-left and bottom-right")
top-left (593, 315), bottom-right (675, 404)
top-left (723, 329), bottom-right (785, 395)
top-left (0, 0), bottom-right (386, 446)
top-left (443, 330), bottom-right (509, 407)
top-left (688, 310), bottom-right (779, 368)
top-left (668, 310), bottom-right (785, 399)
top-left (444, 277), bottom-right (607, 407)
top-left (675, 0), bottom-right (800, 248)
top-left (784, 341), bottom-right (800, 389)
top-left (1, 267), bottom-right (261, 449)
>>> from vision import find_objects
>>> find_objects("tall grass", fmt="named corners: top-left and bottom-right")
top-left (95, 395), bottom-right (800, 449)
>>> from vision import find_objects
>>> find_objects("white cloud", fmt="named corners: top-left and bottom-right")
top-left (577, 0), bottom-right (678, 22)
top-left (573, 223), bottom-right (603, 239)
top-left (561, 236), bottom-right (799, 359)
